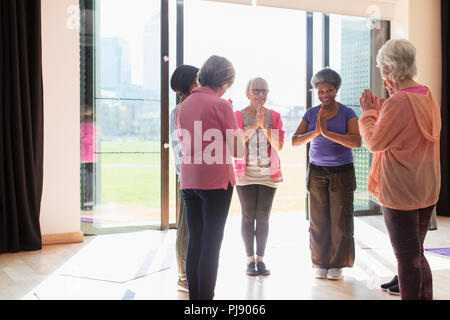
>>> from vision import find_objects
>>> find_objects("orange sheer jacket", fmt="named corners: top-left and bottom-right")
top-left (359, 88), bottom-right (441, 210)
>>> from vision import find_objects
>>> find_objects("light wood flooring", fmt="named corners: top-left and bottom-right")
top-left (1, 212), bottom-right (450, 300)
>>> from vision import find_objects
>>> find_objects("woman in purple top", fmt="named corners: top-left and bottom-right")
top-left (292, 68), bottom-right (362, 281)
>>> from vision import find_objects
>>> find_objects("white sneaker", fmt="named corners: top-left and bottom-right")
top-left (314, 268), bottom-right (329, 279)
top-left (327, 268), bottom-right (343, 280)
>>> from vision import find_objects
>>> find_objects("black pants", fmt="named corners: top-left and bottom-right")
top-left (383, 205), bottom-right (434, 300)
top-left (82, 162), bottom-right (94, 208)
top-left (236, 185), bottom-right (276, 257)
top-left (181, 183), bottom-right (233, 300)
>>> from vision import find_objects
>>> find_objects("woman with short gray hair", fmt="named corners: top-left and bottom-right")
top-left (198, 55), bottom-right (235, 90)
top-left (376, 38), bottom-right (417, 84)
top-left (292, 68), bottom-right (361, 281)
top-left (359, 39), bottom-right (441, 300)
top-left (311, 68), bottom-right (342, 91)
top-left (176, 55), bottom-right (245, 300)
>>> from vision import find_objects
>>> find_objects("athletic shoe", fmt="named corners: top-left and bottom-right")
top-left (388, 284), bottom-right (400, 295)
top-left (256, 261), bottom-right (271, 276)
top-left (177, 279), bottom-right (189, 293)
top-left (314, 268), bottom-right (329, 279)
top-left (327, 268), bottom-right (343, 280)
top-left (381, 275), bottom-right (398, 291)
top-left (246, 262), bottom-right (259, 276)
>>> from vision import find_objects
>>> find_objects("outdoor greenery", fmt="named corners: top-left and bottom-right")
top-left (98, 140), bottom-right (176, 207)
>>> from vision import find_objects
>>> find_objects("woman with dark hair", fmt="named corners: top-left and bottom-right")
top-left (176, 55), bottom-right (245, 300)
top-left (292, 68), bottom-right (361, 281)
top-left (169, 64), bottom-right (199, 293)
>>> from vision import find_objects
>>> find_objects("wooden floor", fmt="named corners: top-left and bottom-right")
top-left (1, 213), bottom-right (450, 300)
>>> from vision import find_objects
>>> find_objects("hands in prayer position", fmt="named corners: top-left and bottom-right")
top-left (359, 89), bottom-right (386, 113)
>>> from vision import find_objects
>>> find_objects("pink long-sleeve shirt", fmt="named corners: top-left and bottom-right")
top-left (176, 87), bottom-right (241, 190)
top-left (359, 86), bottom-right (441, 210)
top-left (80, 122), bottom-right (96, 163)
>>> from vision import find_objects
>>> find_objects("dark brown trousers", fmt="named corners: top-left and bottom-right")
top-left (307, 164), bottom-right (356, 269)
top-left (382, 205), bottom-right (434, 300)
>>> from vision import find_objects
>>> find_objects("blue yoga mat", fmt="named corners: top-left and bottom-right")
top-left (425, 248), bottom-right (450, 257)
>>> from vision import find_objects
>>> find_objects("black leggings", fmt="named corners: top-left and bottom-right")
top-left (182, 184), bottom-right (233, 300)
top-left (236, 185), bottom-right (276, 257)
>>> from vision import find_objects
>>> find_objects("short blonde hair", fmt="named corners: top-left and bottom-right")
top-left (376, 39), bottom-right (417, 82)
top-left (246, 77), bottom-right (269, 92)
top-left (198, 55), bottom-right (235, 90)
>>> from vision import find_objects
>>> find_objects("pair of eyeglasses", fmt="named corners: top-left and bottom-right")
top-left (251, 88), bottom-right (269, 96)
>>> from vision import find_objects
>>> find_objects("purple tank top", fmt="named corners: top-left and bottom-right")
top-left (303, 104), bottom-right (358, 167)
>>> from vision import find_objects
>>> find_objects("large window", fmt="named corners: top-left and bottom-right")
top-left (185, 0), bottom-right (308, 215)
top-left (80, 0), bottom-right (176, 233)
top-left (328, 15), bottom-right (389, 213)
top-left (80, 0), bottom-right (390, 234)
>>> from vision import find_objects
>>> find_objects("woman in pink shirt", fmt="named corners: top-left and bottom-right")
top-left (176, 55), bottom-right (245, 300)
top-left (359, 39), bottom-right (441, 300)
top-left (80, 107), bottom-right (96, 210)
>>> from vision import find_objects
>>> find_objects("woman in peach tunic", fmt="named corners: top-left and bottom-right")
top-left (359, 39), bottom-right (441, 300)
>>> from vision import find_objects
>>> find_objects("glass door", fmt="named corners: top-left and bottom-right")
top-left (328, 14), bottom-right (390, 215)
top-left (305, 13), bottom-right (389, 218)
top-left (80, 0), bottom-right (174, 234)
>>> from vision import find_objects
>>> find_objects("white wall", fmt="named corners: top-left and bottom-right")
top-left (409, 0), bottom-right (442, 105)
top-left (40, 0), bottom-right (81, 236)
top-left (257, 0), bottom-right (397, 20)
top-left (391, 0), bottom-right (410, 38)
top-left (391, 0), bottom-right (442, 104)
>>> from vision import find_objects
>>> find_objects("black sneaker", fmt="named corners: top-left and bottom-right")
top-left (388, 284), bottom-right (400, 295)
top-left (246, 262), bottom-right (258, 276)
top-left (381, 275), bottom-right (398, 291)
top-left (256, 261), bottom-right (271, 276)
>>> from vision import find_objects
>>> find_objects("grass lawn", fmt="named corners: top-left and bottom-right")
top-left (87, 139), bottom-right (374, 229)
top-left (95, 141), bottom-right (371, 214)
top-left (95, 140), bottom-right (310, 216)
top-left (98, 140), bottom-right (176, 208)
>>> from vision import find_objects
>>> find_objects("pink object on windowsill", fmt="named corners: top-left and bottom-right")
top-left (80, 122), bottom-right (97, 163)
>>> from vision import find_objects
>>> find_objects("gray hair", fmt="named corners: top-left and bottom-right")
top-left (376, 39), bottom-right (417, 82)
top-left (311, 68), bottom-right (342, 90)
top-left (246, 77), bottom-right (269, 92)
top-left (198, 55), bottom-right (235, 90)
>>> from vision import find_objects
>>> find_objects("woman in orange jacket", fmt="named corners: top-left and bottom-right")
top-left (359, 39), bottom-right (441, 300)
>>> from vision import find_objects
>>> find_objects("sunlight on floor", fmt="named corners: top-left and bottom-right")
top-left (22, 212), bottom-right (450, 300)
